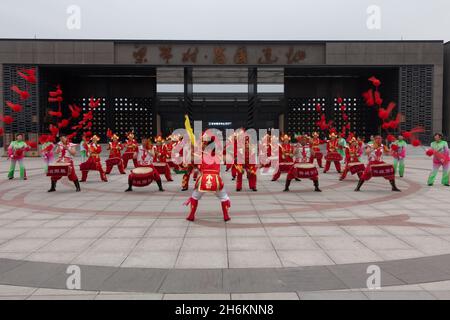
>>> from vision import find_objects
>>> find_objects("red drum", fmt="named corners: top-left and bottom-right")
top-left (47, 163), bottom-right (71, 177)
top-left (348, 162), bottom-right (365, 175)
top-left (279, 162), bottom-right (294, 173)
top-left (293, 163), bottom-right (319, 179)
top-left (371, 163), bottom-right (395, 177)
top-left (106, 157), bottom-right (121, 166)
top-left (153, 162), bottom-right (167, 174)
top-left (130, 167), bottom-right (154, 187)
top-left (325, 152), bottom-right (342, 162)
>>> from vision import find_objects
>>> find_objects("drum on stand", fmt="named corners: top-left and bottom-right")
top-left (47, 162), bottom-right (71, 177)
top-left (348, 162), bottom-right (365, 175)
top-left (293, 163), bottom-right (319, 179)
top-left (279, 162), bottom-right (294, 173)
top-left (370, 163), bottom-right (395, 178)
top-left (130, 167), bottom-right (154, 187)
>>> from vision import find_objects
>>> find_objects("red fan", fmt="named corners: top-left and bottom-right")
top-left (11, 85), bottom-right (30, 100)
top-left (391, 144), bottom-right (399, 152)
top-left (49, 85), bottom-right (63, 97)
top-left (411, 139), bottom-right (421, 147)
top-left (6, 101), bottom-right (23, 112)
top-left (0, 115), bottom-right (13, 124)
top-left (49, 124), bottom-right (59, 136)
top-left (387, 134), bottom-right (396, 143)
top-left (426, 149), bottom-right (435, 157)
top-left (67, 132), bottom-right (77, 141)
top-left (39, 134), bottom-right (49, 144)
top-left (378, 102), bottom-right (396, 120)
top-left (58, 119), bottom-right (70, 128)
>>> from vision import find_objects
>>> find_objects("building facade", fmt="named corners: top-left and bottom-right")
top-left (0, 39), bottom-right (448, 146)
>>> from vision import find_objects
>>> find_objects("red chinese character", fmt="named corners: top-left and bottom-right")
top-left (182, 47), bottom-right (199, 63)
top-left (258, 47), bottom-right (278, 64)
top-left (159, 46), bottom-right (173, 64)
top-left (286, 47), bottom-right (306, 64)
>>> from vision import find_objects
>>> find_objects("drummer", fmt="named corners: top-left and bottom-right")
top-left (125, 138), bottom-right (164, 192)
top-left (323, 131), bottom-right (342, 174)
top-left (105, 133), bottom-right (126, 175)
top-left (339, 136), bottom-right (364, 181)
top-left (355, 135), bottom-right (401, 192)
top-left (284, 134), bottom-right (321, 192)
top-left (48, 135), bottom-right (81, 192)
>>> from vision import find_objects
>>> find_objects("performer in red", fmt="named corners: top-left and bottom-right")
top-left (185, 135), bottom-right (231, 222)
top-left (153, 135), bottom-right (174, 181)
top-left (284, 135), bottom-right (321, 192)
top-left (339, 137), bottom-right (364, 181)
top-left (80, 135), bottom-right (108, 182)
top-left (48, 135), bottom-right (81, 192)
top-left (122, 131), bottom-right (139, 169)
top-left (105, 133), bottom-right (126, 175)
top-left (355, 135), bottom-right (401, 192)
top-left (125, 138), bottom-right (164, 192)
top-left (235, 136), bottom-right (258, 191)
top-left (272, 134), bottom-right (294, 181)
top-left (309, 132), bottom-right (324, 168)
top-left (181, 141), bottom-right (200, 191)
top-left (323, 131), bottom-right (342, 173)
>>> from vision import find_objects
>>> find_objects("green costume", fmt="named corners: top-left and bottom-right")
top-left (392, 140), bottom-right (407, 177)
top-left (427, 140), bottom-right (449, 186)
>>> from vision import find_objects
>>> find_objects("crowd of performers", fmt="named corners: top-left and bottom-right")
top-left (4, 129), bottom-right (449, 222)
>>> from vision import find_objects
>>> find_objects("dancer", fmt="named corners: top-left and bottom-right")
top-left (105, 133), bottom-right (126, 174)
top-left (391, 135), bottom-right (407, 178)
top-left (79, 134), bottom-right (89, 163)
top-left (184, 134), bottom-right (231, 222)
top-left (323, 131), bottom-right (342, 173)
top-left (235, 136), bottom-right (258, 192)
top-left (80, 135), bottom-right (108, 182)
top-left (7, 133), bottom-right (30, 180)
top-left (47, 135), bottom-right (81, 192)
top-left (339, 137), bottom-right (364, 181)
top-left (309, 132), bottom-right (324, 168)
top-left (427, 133), bottom-right (449, 186)
top-left (153, 135), bottom-right (173, 182)
top-left (272, 134), bottom-right (294, 181)
top-left (39, 135), bottom-right (55, 174)
top-left (122, 131), bottom-right (139, 169)
top-left (355, 135), bottom-right (400, 192)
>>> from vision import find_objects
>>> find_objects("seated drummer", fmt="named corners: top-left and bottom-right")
top-left (355, 135), bottom-right (401, 192)
top-left (48, 135), bottom-right (81, 192)
top-left (125, 138), bottom-right (164, 192)
top-left (284, 134), bottom-right (321, 192)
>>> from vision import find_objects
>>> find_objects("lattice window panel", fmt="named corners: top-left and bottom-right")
top-left (399, 65), bottom-right (433, 142)
top-left (332, 97), bottom-right (368, 138)
top-left (2, 64), bottom-right (39, 137)
top-left (287, 97), bottom-right (326, 135)
top-left (113, 97), bottom-right (153, 141)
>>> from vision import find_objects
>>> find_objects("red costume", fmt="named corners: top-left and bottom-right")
top-left (323, 134), bottom-right (342, 173)
top-left (80, 135), bottom-right (108, 182)
top-left (185, 138), bottom-right (231, 222)
top-left (355, 137), bottom-right (400, 192)
top-left (309, 132), bottom-right (324, 168)
top-left (340, 138), bottom-right (364, 181)
top-left (272, 134), bottom-right (294, 181)
top-left (153, 136), bottom-right (173, 182)
top-left (48, 139), bottom-right (80, 192)
top-left (122, 132), bottom-right (139, 169)
top-left (105, 134), bottom-right (126, 175)
top-left (235, 139), bottom-right (257, 191)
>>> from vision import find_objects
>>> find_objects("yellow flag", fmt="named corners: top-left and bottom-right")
top-left (184, 114), bottom-right (196, 145)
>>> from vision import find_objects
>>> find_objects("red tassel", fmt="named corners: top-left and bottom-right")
top-left (368, 76), bottom-right (381, 87)
top-left (106, 128), bottom-right (113, 139)
top-left (337, 97), bottom-right (343, 104)
top-left (11, 85), bottom-right (30, 100)
top-left (340, 105), bottom-right (346, 111)
top-left (48, 111), bottom-right (62, 117)
top-left (387, 134), bottom-right (396, 143)
top-left (69, 104), bottom-right (81, 118)
top-left (374, 91), bottom-right (383, 106)
top-left (391, 144), bottom-right (399, 152)
top-left (0, 115), bottom-right (14, 124)
top-left (58, 119), bottom-right (69, 128)
top-left (26, 141), bottom-right (37, 149)
top-left (18, 69), bottom-right (36, 84)
top-left (362, 89), bottom-right (375, 106)
top-left (49, 124), bottom-right (59, 136)
top-left (49, 85), bottom-right (63, 97)
top-left (411, 139), bottom-right (421, 147)
top-left (315, 104), bottom-right (322, 112)
top-left (6, 101), bottom-right (23, 112)
top-left (48, 97), bottom-right (63, 103)
top-left (89, 97), bottom-right (101, 109)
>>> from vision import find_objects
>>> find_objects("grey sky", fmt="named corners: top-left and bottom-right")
top-left (0, 0), bottom-right (449, 41)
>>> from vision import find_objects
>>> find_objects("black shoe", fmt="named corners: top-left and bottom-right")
top-left (295, 178), bottom-right (301, 182)
top-left (355, 179), bottom-right (364, 192)
top-left (8, 177), bottom-right (13, 180)
top-left (251, 188), bottom-right (257, 192)
top-left (283, 179), bottom-right (291, 192)
top-left (157, 180), bottom-right (164, 191)
top-left (125, 183), bottom-right (133, 192)
top-left (74, 180), bottom-right (81, 192)
top-left (181, 188), bottom-right (188, 191)
top-left (48, 181), bottom-right (57, 192)
top-left (313, 180), bottom-right (322, 192)
top-left (236, 188), bottom-right (241, 192)
top-left (390, 180), bottom-right (401, 192)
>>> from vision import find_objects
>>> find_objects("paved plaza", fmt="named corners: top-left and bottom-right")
top-left (0, 145), bottom-right (450, 300)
